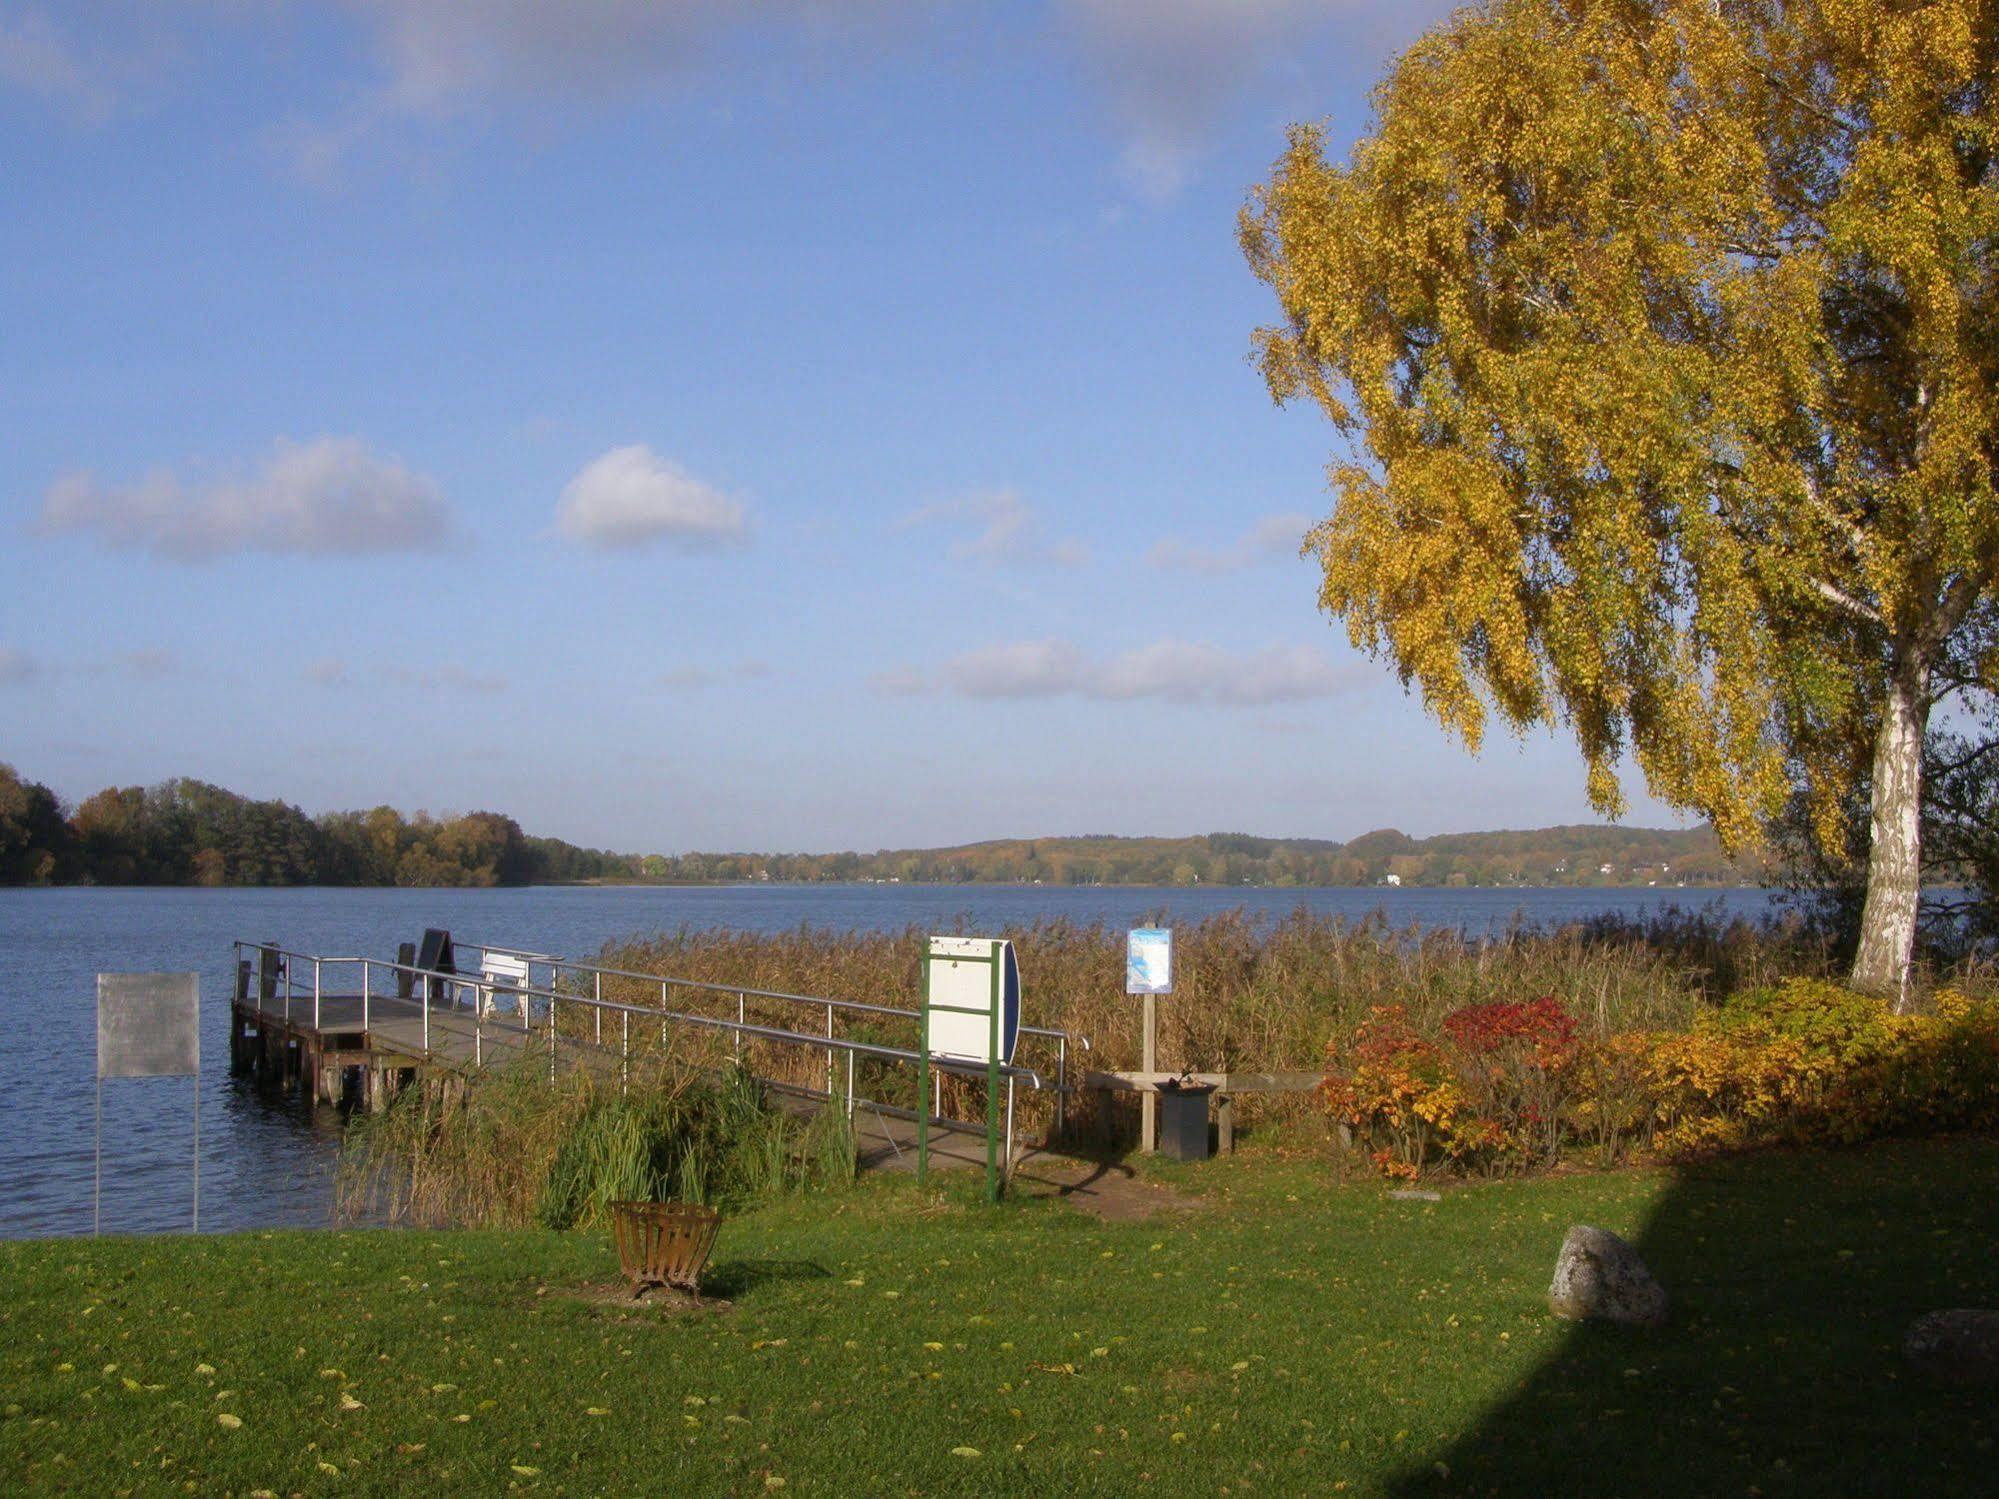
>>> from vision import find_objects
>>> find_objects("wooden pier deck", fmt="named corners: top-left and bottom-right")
top-left (229, 983), bottom-right (1036, 1176)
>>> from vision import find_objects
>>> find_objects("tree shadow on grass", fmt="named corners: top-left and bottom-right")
top-left (1393, 1137), bottom-right (1999, 1497)
top-left (701, 1259), bottom-right (833, 1299)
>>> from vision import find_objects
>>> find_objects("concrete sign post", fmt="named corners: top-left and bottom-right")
top-left (95, 972), bottom-right (200, 1236)
top-left (1126, 929), bottom-right (1173, 1153)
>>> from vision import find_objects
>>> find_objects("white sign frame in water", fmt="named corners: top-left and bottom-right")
top-left (922, 936), bottom-right (1021, 1067)
top-left (1126, 927), bottom-right (1173, 995)
top-left (94, 972), bottom-right (200, 1237)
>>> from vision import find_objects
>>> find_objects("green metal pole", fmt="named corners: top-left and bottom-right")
top-left (917, 953), bottom-right (930, 1187)
top-left (986, 946), bottom-right (1000, 1204)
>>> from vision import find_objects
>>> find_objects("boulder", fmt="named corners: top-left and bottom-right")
top-left (1547, 1225), bottom-right (1668, 1327)
top-left (1903, 1309), bottom-right (1999, 1384)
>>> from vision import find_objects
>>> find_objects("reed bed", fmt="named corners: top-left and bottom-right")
top-left (589, 905), bottom-right (1837, 1137)
top-left (338, 1051), bottom-right (855, 1230)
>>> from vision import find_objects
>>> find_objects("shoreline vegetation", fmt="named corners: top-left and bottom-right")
top-left (2, 761), bottom-right (1765, 891)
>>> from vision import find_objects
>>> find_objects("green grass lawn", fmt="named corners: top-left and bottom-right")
top-left (5, 1137), bottom-right (1998, 1496)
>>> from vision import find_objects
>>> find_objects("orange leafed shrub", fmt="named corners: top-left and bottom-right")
top-left (1325, 982), bottom-right (1999, 1180)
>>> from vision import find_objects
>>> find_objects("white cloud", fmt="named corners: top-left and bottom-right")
top-left (0, 647), bottom-right (36, 686)
top-left (0, 9), bottom-right (116, 124)
top-left (898, 491), bottom-right (1087, 568)
top-left (883, 636), bottom-right (1363, 706)
top-left (38, 437), bottom-right (451, 561)
top-left (1149, 511), bottom-right (1312, 575)
top-left (556, 445), bottom-right (747, 550)
top-left (343, 0), bottom-right (793, 113)
top-left (942, 638), bottom-right (1091, 698)
top-left (1057, 1), bottom-right (1451, 201)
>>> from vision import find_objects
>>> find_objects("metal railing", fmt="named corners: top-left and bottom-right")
top-left (454, 936), bottom-right (1089, 1137)
top-left (231, 939), bottom-right (1076, 1166)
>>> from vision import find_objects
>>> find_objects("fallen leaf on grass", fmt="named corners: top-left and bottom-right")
top-left (584, 1407), bottom-right (609, 1417)
top-left (951, 1446), bottom-right (981, 1459)
top-left (338, 1394), bottom-right (364, 1411)
top-left (510, 1464), bottom-right (540, 1477)
top-left (215, 1413), bottom-right (242, 1430)
top-left (317, 1461), bottom-right (340, 1476)
top-left (193, 1364), bottom-right (215, 1377)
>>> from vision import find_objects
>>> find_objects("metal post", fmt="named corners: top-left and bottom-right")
top-left (916, 1020), bottom-right (929, 1188)
top-left (422, 972), bottom-right (430, 1056)
top-left (93, 1077), bottom-right (101, 1238)
top-left (1056, 1037), bottom-right (1066, 1140)
top-left (313, 958), bottom-right (322, 1031)
top-left (735, 993), bottom-right (744, 1064)
top-left (621, 1009), bottom-right (629, 1094)
top-left (660, 981), bottom-right (668, 1047)
top-left (1005, 1075), bottom-right (1016, 1180)
top-left (549, 994), bottom-right (557, 1082)
top-left (826, 1002), bottom-right (834, 1096)
top-left (845, 1049), bottom-right (856, 1121)
top-left (475, 1004), bottom-right (482, 1069)
top-left (284, 955), bottom-right (291, 1023)
top-left (986, 955), bottom-right (1000, 1204)
top-left (362, 960), bottom-right (370, 1033)
top-left (1142, 992), bottom-right (1158, 1155)
top-left (191, 1070), bottom-right (200, 1234)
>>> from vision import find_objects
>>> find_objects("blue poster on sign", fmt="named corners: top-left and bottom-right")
top-left (1126, 927), bottom-right (1172, 995)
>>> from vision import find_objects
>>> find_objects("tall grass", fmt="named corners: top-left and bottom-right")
top-left (589, 905), bottom-right (1840, 1136)
top-left (339, 1052), bottom-right (855, 1230)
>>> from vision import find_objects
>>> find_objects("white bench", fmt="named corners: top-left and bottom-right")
top-left (476, 953), bottom-right (533, 1021)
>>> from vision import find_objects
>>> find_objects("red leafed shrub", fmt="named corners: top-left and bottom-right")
top-left (1441, 997), bottom-right (1579, 1060)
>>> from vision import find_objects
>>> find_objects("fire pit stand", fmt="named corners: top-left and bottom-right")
top-left (609, 1201), bottom-right (722, 1299)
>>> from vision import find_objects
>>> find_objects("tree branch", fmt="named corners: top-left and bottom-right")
top-left (1810, 576), bottom-right (1885, 626)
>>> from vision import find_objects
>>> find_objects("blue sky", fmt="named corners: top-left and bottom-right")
top-left (0, 1), bottom-right (1680, 853)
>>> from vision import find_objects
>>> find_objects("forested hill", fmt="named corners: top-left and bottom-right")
top-left (674, 825), bottom-right (1756, 888)
top-left (1, 760), bottom-right (1757, 888)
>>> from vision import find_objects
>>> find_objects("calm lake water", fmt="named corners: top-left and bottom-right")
top-left (0, 882), bottom-right (1778, 1240)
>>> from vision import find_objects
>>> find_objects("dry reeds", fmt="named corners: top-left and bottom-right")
top-left (586, 906), bottom-right (1833, 1137)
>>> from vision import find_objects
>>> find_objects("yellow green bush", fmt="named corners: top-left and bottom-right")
top-left (1324, 981), bottom-right (1999, 1179)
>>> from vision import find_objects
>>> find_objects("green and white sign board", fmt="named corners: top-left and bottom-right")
top-left (919, 936), bottom-right (1020, 1202)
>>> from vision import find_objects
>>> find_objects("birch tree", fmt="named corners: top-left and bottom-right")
top-left (1243, 0), bottom-right (1999, 1001)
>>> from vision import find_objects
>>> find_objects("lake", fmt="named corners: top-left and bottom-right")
top-left (0, 882), bottom-right (1778, 1239)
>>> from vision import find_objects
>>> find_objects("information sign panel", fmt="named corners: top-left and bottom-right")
top-left (924, 937), bottom-right (1020, 1066)
top-left (97, 972), bottom-right (199, 1078)
top-left (1126, 927), bottom-right (1173, 995)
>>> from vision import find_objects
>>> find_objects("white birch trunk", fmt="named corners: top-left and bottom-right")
top-left (1851, 662), bottom-right (1929, 1009)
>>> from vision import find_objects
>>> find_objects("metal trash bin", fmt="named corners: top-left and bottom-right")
top-left (1156, 1079), bottom-right (1217, 1162)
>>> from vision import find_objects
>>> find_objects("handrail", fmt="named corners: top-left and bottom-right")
top-left (229, 940), bottom-right (1052, 1088)
top-left (459, 935), bottom-right (1085, 1046)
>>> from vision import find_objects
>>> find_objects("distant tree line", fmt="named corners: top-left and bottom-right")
top-left (638, 826), bottom-right (1757, 889)
top-left (0, 764), bottom-right (640, 887)
top-left (0, 760), bottom-right (1762, 890)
